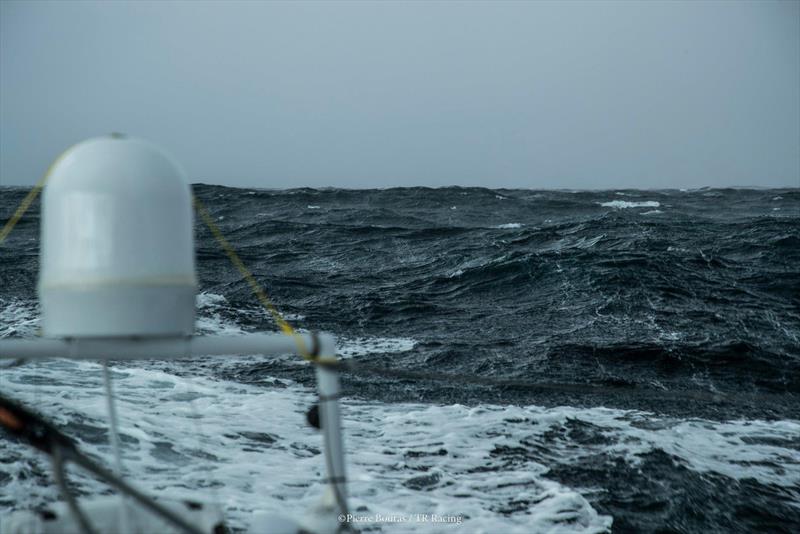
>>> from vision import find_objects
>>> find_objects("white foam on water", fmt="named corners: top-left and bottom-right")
top-left (640, 210), bottom-right (663, 215)
top-left (448, 254), bottom-right (522, 277)
top-left (195, 292), bottom-right (248, 336)
top-left (342, 403), bottom-right (614, 533)
top-left (575, 235), bottom-right (604, 249)
top-left (308, 205), bottom-right (321, 209)
top-left (0, 362), bottom-right (610, 533)
top-left (2, 357), bottom-right (798, 533)
top-left (195, 292), bottom-right (305, 336)
top-left (542, 234), bottom-right (604, 253)
top-left (0, 294), bottom-right (268, 340)
top-left (0, 298), bottom-right (39, 338)
top-left (197, 292), bottom-right (228, 309)
top-left (337, 337), bottom-right (417, 359)
top-left (0, 294), bottom-right (252, 340)
top-left (494, 223), bottom-right (523, 229)
top-left (599, 201), bottom-right (661, 209)
top-left (534, 408), bottom-right (800, 488)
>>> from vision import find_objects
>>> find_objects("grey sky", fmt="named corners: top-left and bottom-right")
top-left (1, 0), bottom-right (798, 189)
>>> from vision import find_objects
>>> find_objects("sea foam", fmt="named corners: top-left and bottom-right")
top-left (600, 200), bottom-right (661, 209)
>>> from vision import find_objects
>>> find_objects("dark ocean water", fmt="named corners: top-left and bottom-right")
top-left (1, 185), bottom-right (799, 533)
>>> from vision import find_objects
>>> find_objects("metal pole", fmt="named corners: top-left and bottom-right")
top-left (315, 335), bottom-right (348, 517)
top-left (0, 333), bottom-right (333, 361)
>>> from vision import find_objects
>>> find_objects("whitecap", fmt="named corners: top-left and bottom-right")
top-left (0, 299), bottom-right (39, 338)
top-left (600, 200), bottom-right (660, 209)
top-left (576, 234), bottom-right (604, 248)
top-left (197, 292), bottom-right (228, 309)
top-left (494, 223), bottom-right (523, 229)
top-left (337, 337), bottom-right (417, 358)
top-left (640, 210), bottom-right (663, 215)
top-left (307, 205), bottom-right (321, 209)
top-left (194, 292), bottom-right (247, 336)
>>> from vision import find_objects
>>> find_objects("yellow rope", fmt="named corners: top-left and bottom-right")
top-left (0, 175), bottom-right (48, 244)
top-left (0, 148), bottom-right (70, 244)
top-left (192, 194), bottom-right (327, 362)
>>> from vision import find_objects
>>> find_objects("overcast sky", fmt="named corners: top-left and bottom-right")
top-left (1, 1), bottom-right (798, 189)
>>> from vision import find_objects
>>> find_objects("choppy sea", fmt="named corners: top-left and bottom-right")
top-left (1, 185), bottom-right (799, 533)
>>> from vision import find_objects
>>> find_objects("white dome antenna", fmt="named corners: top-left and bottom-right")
top-left (38, 135), bottom-right (197, 338)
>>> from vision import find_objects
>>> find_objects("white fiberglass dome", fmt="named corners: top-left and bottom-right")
top-left (38, 135), bottom-right (197, 337)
